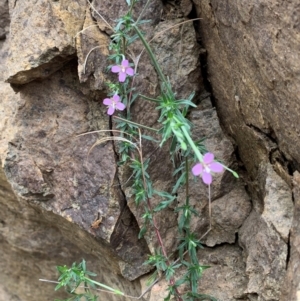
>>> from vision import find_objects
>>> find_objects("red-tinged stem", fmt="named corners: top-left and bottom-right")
top-left (145, 197), bottom-right (183, 301)
top-left (138, 139), bottom-right (183, 301)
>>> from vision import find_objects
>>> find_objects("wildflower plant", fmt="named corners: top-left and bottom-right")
top-left (53, 0), bottom-right (238, 300)
top-left (111, 59), bottom-right (135, 82)
top-left (103, 94), bottom-right (125, 115)
top-left (192, 153), bottom-right (224, 185)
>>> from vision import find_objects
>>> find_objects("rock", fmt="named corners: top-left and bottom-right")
top-left (3, 0), bottom-right (299, 300)
top-left (194, 0), bottom-right (300, 175)
top-left (1, 1), bottom-right (194, 298)
top-left (178, 105), bottom-right (251, 247)
top-left (0, 57), bottom-right (151, 300)
top-left (194, 2), bottom-right (299, 299)
top-left (162, 0), bottom-right (193, 19)
top-left (236, 163), bottom-right (293, 300)
top-left (280, 172), bottom-right (300, 301)
top-left (0, 0), bottom-right (9, 40)
top-left (0, 0), bottom-right (9, 81)
top-left (146, 244), bottom-right (248, 301)
top-left (239, 211), bottom-right (287, 301)
top-left (205, 185), bottom-right (251, 246)
top-left (180, 0), bottom-right (193, 17)
top-left (90, 0), bottom-right (162, 34)
top-left (5, 0), bottom-right (86, 84)
top-left (0, 166), bottom-right (144, 301)
top-left (76, 7), bottom-right (110, 91)
top-left (261, 164), bottom-right (293, 243)
top-left (197, 244), bottom-right (248, 301)
top-left (122, 14), bottom-right (203, 255)
top-left (4, 60), bottom-right (152, 279)
top-left (152, 18), bottom-right (202, 101)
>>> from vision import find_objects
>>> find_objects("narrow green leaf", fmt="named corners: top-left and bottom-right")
top-left (138, 225), bottom-right (147, 239)
top-left (153, 199), bottom-right (174, 212)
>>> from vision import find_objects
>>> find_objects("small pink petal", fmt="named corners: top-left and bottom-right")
top-left (192, 163), bottom-right (203, 176)
top-left (112, 94), bottom-right (120, 102)
top-left (203, 153), bottom-right (214, 164)
top-left (202, 172), bottom-right (212, 185)
top-left (209, 162), bottom-right (224, 173)
top-left (112, 65), bottom-right (121, 73)
top-left (122, 60), bottom-right (129, 67)
top-left (107, 107), bottom-right (115, 115)
top-left (116, 102), bottom-right (126, 111)
top-left (119, 72), bottom-right (126, 82)
top-left (103, 98), bottom-right (112, 105)
top-left (126, 67), bottom-right (134, 76)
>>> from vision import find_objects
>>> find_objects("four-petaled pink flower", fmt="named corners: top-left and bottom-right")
top-left (192, 152), bottom-right (224, 185)
top-left (103, 94), bottom-right (125, 115)
top-left (111, 59), bottom-right (134, 82)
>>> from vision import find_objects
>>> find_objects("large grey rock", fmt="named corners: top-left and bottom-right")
top-left (236, 164), bottom-right (292, 301)
top-left (206, 185), bottom-right (251, 246)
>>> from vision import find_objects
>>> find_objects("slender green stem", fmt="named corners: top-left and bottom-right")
top-left (136, 0), bottom-right (151, 24)
top-left (113, 116), bottom-right (159, 132)
top-left (132, 24), bottom-right (173, 96)
top-left (133, 23), bottom-right (205, 165)
top-left (86, 278), bottom-right (124, 295)
top-left (222, 164), bottom-right (239, 178)
top-left (180, 126), bottom-right (203, 162)
top-left (185, 157), bottom-right (189, 201)
top-left (139, 94), bottom-right (160, 103)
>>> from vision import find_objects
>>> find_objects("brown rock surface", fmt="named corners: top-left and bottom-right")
top-left (76, 8), bottom-right (110, 91)
top-left (147, 244), bottom-right (249, 301)
top-left (239, 210), bottom-right (287, 301)
top-left (5, 0), bottom-right (86, 84)
top-left (280, 172), bottom-right (300, 301)
top-left (0, 0), bottom-right (9, 40)
top-left (0, 166), bottom-right (143, 301)
top-left (1, 0), bottom-right (300, 300)
top-left (194, 0), bottom-right (300, 177)
top-left (178, 104), bottom-right (251, 247)
top-left (261, 163), bottom-right (293, 243)
top-left (152, 19), bottom-right (202, 100)
top-left (197, 244), bottom-right (249, 301)
top-left (2, 59), bottom-right (152, 277)
top-left (125, 16), bottom-right (203, 254)
top-left (193, 0), bottom-right (299, 300)
top-left (0, 1), bottom-right (153, 296)
top-left (1, 0), bottom-right (206, 299)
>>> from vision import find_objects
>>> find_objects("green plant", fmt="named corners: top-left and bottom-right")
top-left (54, 260), bottom-right (124, 301)
top-left (52, 0), bottom-right (238, 300)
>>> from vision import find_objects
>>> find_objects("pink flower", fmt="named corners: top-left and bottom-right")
top-left (192, 153), bottom-right (224, 185)
top-left (103, 94), bottom-right (125, 115)
top-left (111, 59), bottom-right (134, 82)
